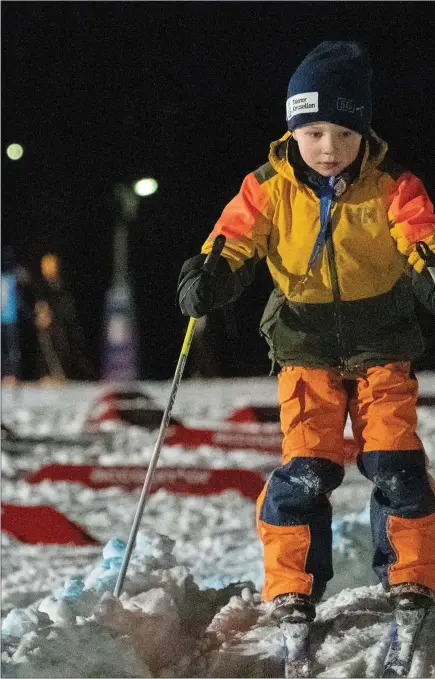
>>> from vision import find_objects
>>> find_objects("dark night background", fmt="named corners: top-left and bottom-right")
top-left (3, 1), bottom-right (435, 379)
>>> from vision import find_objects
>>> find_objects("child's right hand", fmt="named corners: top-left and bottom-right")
top-left (176, 254), bottom-right (234, 318)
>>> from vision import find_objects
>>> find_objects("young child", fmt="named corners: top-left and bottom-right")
top-left (177, 41), bottom-right (435, 622)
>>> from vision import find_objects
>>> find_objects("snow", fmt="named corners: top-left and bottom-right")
top-left (2, 374), bottom-right (435, 677)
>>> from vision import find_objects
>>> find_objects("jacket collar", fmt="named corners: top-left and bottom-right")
top-left (268, 128), bottom-right (388, 193)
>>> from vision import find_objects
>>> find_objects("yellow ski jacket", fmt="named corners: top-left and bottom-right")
top-left (201, 130), bottom-right (435, 371)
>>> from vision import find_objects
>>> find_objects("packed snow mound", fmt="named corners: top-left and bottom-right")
top-left (1, 530), bottom-right (258, 678)
top-left (3, 530), bottom-right (435, 678)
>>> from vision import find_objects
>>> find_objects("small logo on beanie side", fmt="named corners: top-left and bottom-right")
top-left (337, 98), bottom-right (356, 113)
top-left (286, 92), bottom-right (318, 120)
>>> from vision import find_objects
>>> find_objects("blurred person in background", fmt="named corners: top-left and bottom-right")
top-left (35, 254), bottom-right (96, 381)
top-left (1, 248), bottom-right (20, 383)
top-left (15, 264), bottom-right (39, 381)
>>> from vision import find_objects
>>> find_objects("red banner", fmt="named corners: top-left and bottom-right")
top-left (1, 503), bottom-right (100, 545)
top-left (164, 422), bottom-right (284, 453)
top-left (226, 406), bottom-right (280, 423)
top-left (164, 422), bottom-right (358, 463)
top-left (84, 391), bottom-right (359, 462)
top-left (25, 465), bottom-right (266, 501)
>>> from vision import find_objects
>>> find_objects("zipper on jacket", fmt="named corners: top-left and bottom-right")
top-left (325, 220), bottom-right (350, 370)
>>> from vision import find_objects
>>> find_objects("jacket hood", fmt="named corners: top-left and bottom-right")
top-left (268, 128), bottom-right (388, 187)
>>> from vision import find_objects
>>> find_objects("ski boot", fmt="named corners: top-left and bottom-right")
top-left (381, 584), bottom-right (434, 677)
top-left (272, 593), bottom-right (315, 678)
top-left (271, 592), bottom-right (316, 623)
top-left (389, 583), bottom-right (435, 611)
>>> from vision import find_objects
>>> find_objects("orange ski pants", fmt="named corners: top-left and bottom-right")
top-left (257, 362), bottom-right (435, 601)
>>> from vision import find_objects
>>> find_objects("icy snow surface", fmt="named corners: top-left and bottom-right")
top-left (2, 375), bottom-right (435, 678)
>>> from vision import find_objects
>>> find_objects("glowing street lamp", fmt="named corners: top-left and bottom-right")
top-left (6, 143), bottom-right (24, 161)
top-left (133, 177), bottom-right (158, 197)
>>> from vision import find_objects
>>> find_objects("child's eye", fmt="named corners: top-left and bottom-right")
top-left (342, 131), bottom-right (352, 138)
top-left (309, 132), bottom-right (322, 138)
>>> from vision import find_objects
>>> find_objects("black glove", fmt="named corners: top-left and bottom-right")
top-left (177, 254), bottom-right (237, 318)
top-left (412, 267), bottom-right (435, 315)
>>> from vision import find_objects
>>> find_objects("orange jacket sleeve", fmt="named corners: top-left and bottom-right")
top-left (388, 172), bottom-right (435, 272)
top-left (201, 172), bottom-right (273, 271)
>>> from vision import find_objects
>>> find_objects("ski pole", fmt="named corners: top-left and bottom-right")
top-left (113, 234), bottom-right (226, 598)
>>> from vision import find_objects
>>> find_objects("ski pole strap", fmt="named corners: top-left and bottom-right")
top-left (416, 240), bottom-right (435, 283)
top-left (307, 176), bottom-right (335, 271)
top-left (180, 238), bottom-right (225, 355)
top-left (202, 234), bottom-right (226, 274)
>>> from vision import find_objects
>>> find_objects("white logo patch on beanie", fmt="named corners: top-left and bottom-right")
top-left (286, 92), bottom-right (319, 120)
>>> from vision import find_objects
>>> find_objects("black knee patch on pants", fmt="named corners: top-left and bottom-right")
top-left (358, 450), bottom-right (435, 517)
top-left (260, 457), bottom-right (344, 525)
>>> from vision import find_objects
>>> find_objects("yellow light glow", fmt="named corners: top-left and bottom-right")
top-left (6, 143), bottom-right (24, 161)
top-left (133, 177), bottom-right (158, 197)
top-left (41, 254), bottom-right (59, 281)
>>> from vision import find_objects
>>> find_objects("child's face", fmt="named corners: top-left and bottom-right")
top-left (292, 122), bottom-right (362, 177)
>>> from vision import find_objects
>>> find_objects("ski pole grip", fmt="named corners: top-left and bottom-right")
top-left (416, 240), bottom-right (435, 283)
top-left (202, 235), bottom-right (226, 274)
top-left (417, 241), bottom-right (435, 267)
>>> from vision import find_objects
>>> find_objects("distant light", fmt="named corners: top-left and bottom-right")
top-left (133, 177), bottom-right (158, 197)
top-left (6, 143), bottom-right (24, 161)
top-left (41, 254), bottom-right (59, 282)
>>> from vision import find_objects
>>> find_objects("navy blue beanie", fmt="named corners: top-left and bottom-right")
top-left (286, 41), bottom-right (372, 134)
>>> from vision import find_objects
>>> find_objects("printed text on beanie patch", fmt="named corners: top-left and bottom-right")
top-left (286, 92), bottom-right (318, 120)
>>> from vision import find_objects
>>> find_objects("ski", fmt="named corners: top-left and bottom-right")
top-left (381, 607), bottom-right (428, 678)
top-left (281, 621), bottom-right (312, 678)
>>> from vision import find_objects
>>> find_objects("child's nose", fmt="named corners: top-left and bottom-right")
top-left (322, 137), bottom-right (338, 154)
